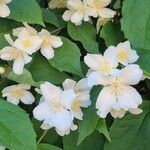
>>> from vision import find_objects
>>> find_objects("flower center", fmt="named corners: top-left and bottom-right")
top-left (99, 62), bottom-right (111, 74)
top-left (52, 102), bottom-right (63, 113)
top-left (110, 78), bottom-right (124, 95)
top-left (117, 49), bottom-right (129, 62)
top-left (0, 0), bottom-right (5, 4)
top-left (11, 88), bottom-right (23, 99)
top-left (22, 39), bottom-right (32, 48)
top-left (71, 100), bottom-right (81, 112)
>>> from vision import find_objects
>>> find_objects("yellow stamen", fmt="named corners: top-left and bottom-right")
top-left (22, 39), bottom-right (32, 48)
top-left (11, 88), bottom-right (23, 99)
top-left (42, 37), bottom-right (52, 48)
top-left (71, 100), bottom-right (81, 112)
top-left (117, 49), bottom-right (129, 62)
top-left (99, 62), bottom-right (111, 74)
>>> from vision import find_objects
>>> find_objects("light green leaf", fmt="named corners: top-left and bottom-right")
top-left (37, 143), bottom-right (62, 150)
top-left (100, 21), bottom-right (124, 46)
top-left (68, 22), bottom-right (99, 53)
top-left (8, 0), bottom-right (44, 25)
top-left (77, 86), bottom-right (101, 145)
top-left (121, 0), bottom-right (150, 51)
top-left (63, 131), bottom-right (104, 150)
top-left (97, 119), bottom-right (111, 142)
top-left (0, 100), bottom-right (36, 150)
top-left (104, 101), bottom-right (150, 150)
top-left (7, 69), bottom-right (43, 87)
top-left (49, 37), bottom-right (83, 76)
top-left (30, 53), bottom-right (69, 85)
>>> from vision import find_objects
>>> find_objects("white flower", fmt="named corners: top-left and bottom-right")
top-left (84, 51), bottom-right (118, 78)
top-left (0, 0), bottom-right (12, 18)
top-left (33, 82), bottom-right (77, 136)
top-left (85, 0), bottom-right (116, 18)
top-left (0, 34), bottom-right (32, 75)
top-left (62, 0), bottom-right (90, 25)
top-left (0, 146), bottom-right (5, 150)
top-left (2, 84), bottom-right (35, 105)
top-left (12, 22), bottom-right (37, 37)
top-left (88, 64), bottom-right (143, 118)
top-left (14, 28), bottom-right (43, 55)
top-left (49, 0), bottom-right (66, 9)
top-left (38, 29), bottom-right (63, 59)
top-left (105, 41), bottom-right (139, 66)
top-left (0, 67), bottom-right (5, 74)
top-left (62, 78), bottom-right (91, 120)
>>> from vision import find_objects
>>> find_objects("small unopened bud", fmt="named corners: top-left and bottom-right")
top-left (0, 67), bottom-right (5, 74)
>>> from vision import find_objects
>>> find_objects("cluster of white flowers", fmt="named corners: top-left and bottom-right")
top-left (0, 23), bottom-right (63, 75)
top-left (33, 79), bottom-right (91, 136)
top-left (62, 0), bottom-right (116, 26)
top-left (1, 40), bottom-right (144, 136)
top-left (0, 0), bottom-right (12, 18)
top-left (84, 41), bottom-right (143, 118)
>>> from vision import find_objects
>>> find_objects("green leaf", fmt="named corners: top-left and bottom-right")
top-left (100, 21), bottom-right (124, 46)
top-left (77, 86), bottom-right (101, 145)
top-left (30, 53), bottom-right (69, 85)
top-left (96, 119), bottom-right (111, 142)
top-left (68, 22), bottom-right (99, 53)
top-left (0, 100), bottom-right (36, 150)
top-left (37, 143), bottom-right (62, 150)
top-left (121, 0), bottom-right (150, 51)
top-left (137, 50), bottom-right (150, 77)
top-left (49, 37), bottom-right (83, 76)
top-left (7, 69), bottom-right (43, 87)
top-left (63, 131), bottom-right (104, 150)
top-left (8, 0), bottom-right (44, 25)
top-left (42, 9), bottom-right (59, 27)
top-left (104, 101), bottom-right (150, 150)
top-left (0, 18), bottom-right (21, 33)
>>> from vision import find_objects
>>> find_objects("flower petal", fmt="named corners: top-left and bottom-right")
top-left (99, 8), bottom-right (116, 18)
top-left (51, 109), bottom-right (73, 131)
top-left (63, 79), bottom-right (76, 90)
top-left (7, 95), bottom-right (20, 105)
top-left (40, 82), bottom-right (62, 102)
top-left (13, 57), bottom-right (25, 75)
top-left (96, 87), bottom-right (116, 118)
top-left (118, 85), bottom-right (142, 110)
top-left (84, 54), bottom-right (103, 71)
top-left (62, 10), bottom-right (73, 21)
top-left (87, 71), bottom-right (113, 87)
top-left (33, 102), bottom-right (52, 121)
top-left (119, 64), bottom-right (143, 85)
top-left (21, 91), bottom-right (35, 104)
top-left (60, 89), bottom-right (76, 109)
top-left (0, 4), bottom-right (10, 18)
top-left (71, 11), bottom-right (84, 25)
top-left (51, 36), bottom-right (63, 48)
top-left (40, 46), bottom-right (54, 59)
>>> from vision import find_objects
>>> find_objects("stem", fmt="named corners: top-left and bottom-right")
top-left (37, 130), bottom-right (48, 144)
top-left (51, 28), bottom-right (63, 34)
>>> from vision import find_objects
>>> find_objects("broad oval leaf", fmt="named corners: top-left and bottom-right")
top-left (49, 37), bottom-right (83, 77)
top-left (8, 0), bottom-right (44, 25)
top-left (104, 101), bottom-right (150, 150)
top-left (100, 21), bottom-right (124, 46)
top-left (0, 100), bottom-right (36, 150)
top-left (68, 22), bottom-right (99, 53)
top-left (30, 53), bottom-right (69, 85)
top-left (121, 0), bottom-right (150, 51)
